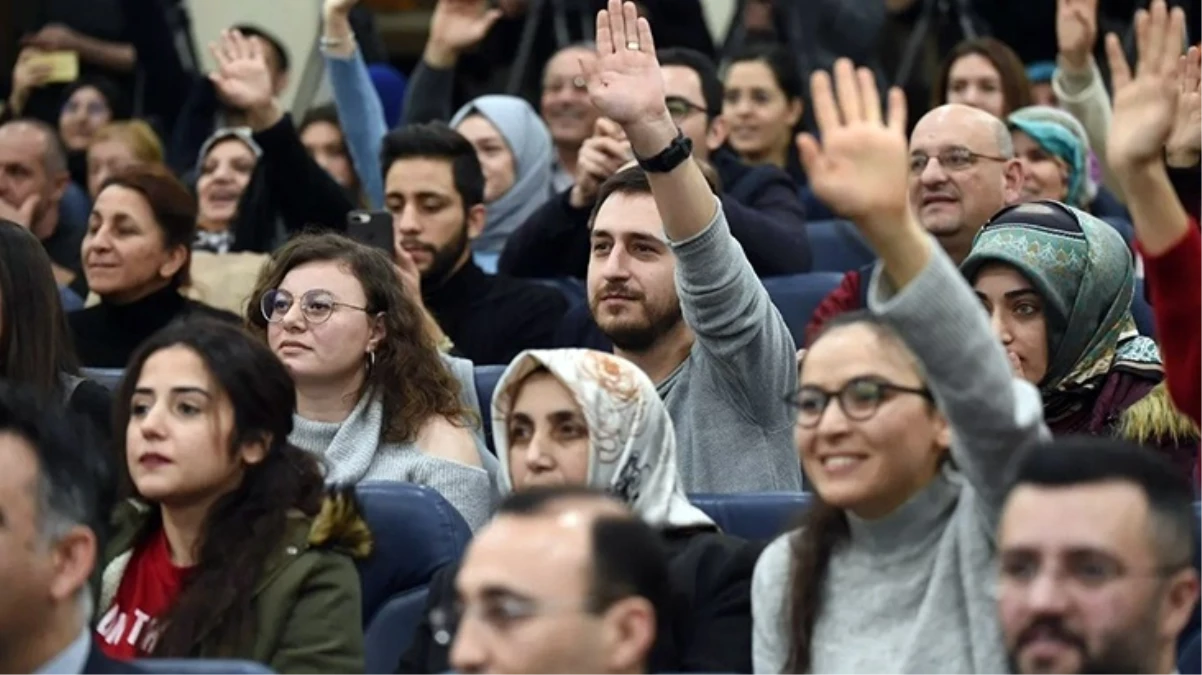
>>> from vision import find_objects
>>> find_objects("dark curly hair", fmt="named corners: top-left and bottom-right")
top-left (245, 231), bottom-right (468, 444)
top-left (113, 319), bottom-right (326, 657)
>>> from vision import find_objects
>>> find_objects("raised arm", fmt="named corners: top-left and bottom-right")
top-left (798, 59), bottom-right (1048, 517)
top-left (401, 0), bottom-right (502, 125)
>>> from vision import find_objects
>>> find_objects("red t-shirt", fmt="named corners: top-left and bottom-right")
top-left (95, 528), bottom-right (193, 659)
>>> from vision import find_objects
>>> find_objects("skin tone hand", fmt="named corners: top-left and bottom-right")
top-left (393, 240), bottom-right (452, 350)
top-left (569, 117), bottom-right (633, 208)
top-left (1105, 0), bottom-right (1191, 256)
top-left (322, 0), bottom-right (361, 58)
top-left (208, 30), bottom-right (282, 131)
top-left (0, 194), bottom-right (40, 230)
top-left (424, 0), bottom-right (504, 69)
top-left (8, 48), bottom-right (54, 114)
top-left (1056, 0), bottom-right (1099, 72)
top-left (22, 23), bottom-right (81, 52)
top-left (1166, 45), bottom-right (1201, 168)
top-left (797, 59), bottom-right (930, 288)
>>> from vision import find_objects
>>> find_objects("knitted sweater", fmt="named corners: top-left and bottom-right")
top-left (751, 244), bottom-right (1048, 673)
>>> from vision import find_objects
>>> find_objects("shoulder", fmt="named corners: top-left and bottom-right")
top-left (753, 531), bottom-right (796, 589)
top-left (181, 299), bottom-right (242, 323)
top-left (666, 530), bottom-right (765, 590)
top-left (414, 415), bottom-right (484, 468)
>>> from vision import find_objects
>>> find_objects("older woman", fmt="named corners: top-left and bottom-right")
top-left (68, 164), bottom-right (238, 368)
top-left (963, 200), bottom-right (1197, 476)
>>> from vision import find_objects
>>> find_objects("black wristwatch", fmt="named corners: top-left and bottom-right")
top-left (635, 129), bottom-right (693, 173)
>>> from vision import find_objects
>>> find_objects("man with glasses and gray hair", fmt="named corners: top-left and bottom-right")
top-left (996, 436), bottom-right (1199, 674)
top-left (0, 382), bottom-right (128, 673)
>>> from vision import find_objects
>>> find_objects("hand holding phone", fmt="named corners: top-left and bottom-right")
top-left (29, 51), bottom-right (79, 83)
top-left (347, 210), bottom-right (395, 254)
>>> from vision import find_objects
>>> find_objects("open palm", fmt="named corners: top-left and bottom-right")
top-left (797, 60), bottom-right (910, 225)
top-left (1106, 1), bottom-right (1186, 169)
top-left (1167, 45), bottom-right (1201, 162)
top-left (584, 0), bottom-right (665, 127)
top-left (208, 30), bottom-right (274, 111)
top-left (430, 0), bottom-right (503, 52)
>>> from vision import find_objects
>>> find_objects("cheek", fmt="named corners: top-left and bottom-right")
top-left (562, 439), bottom-right (591, 483)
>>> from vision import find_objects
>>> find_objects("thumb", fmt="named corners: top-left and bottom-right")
top-left (482, 8), bottom-right (503, 29)
top-left (19, 193), bottom-right (40, 222)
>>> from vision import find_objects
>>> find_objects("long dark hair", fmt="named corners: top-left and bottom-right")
top-left (786, 311), bottom-right (933, 673)
top-left (113, 319), bottom-right (324, 657)
top-left (245, 232), bottom-right (468, 444)
top-left (0, 220), bottom-right (79, 398)
top-left (931, 37), bottom-right (1032, 117)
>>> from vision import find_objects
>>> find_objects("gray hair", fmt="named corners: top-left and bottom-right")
top-left (35, 469), bottom-right (96, 620)
top-left (990, 116), bottom-right (1014, 159)
top-left (2, 119), bottom-right (69, 177)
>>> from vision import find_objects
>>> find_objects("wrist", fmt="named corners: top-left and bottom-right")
top-left (568, 183), bottom-right (594, 209)
top-left (423, 42), bottom-right (460, 70)
top-left (625, 111), bottom-right (679, 160)
top-left (1057, 51), bottom-right (1093, 75)
top-left (1113, 160), bottom-right (1172, 190)
top-left (246, 101), bottom-right (283, 132)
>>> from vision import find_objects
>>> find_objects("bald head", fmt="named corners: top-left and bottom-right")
top-left (0, 120), bottom-right (70, 238)
top-left (0, 120), bottom-right (68, 177)
top-left (907, 104), bottom-right (1023, 264)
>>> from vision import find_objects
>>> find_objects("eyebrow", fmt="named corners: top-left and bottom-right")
top-left (133, 387), bottom-right (212, 398)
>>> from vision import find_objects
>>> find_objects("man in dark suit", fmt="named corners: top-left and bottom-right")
top-left (0, 382), bottom-right (132, 673)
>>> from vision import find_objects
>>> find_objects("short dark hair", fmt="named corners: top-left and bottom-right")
top-left (232, 24), bottom-right (290, 74)
top-left (0, 381), bottom-right (114, 552)
top-left (588, 164), bottom-right (718, 229)
top-left (658, 47), bottom-right (723, 120)
top-left (1006, 436), bottom-right (1198, 569)
top-left (100, 164), bottom-right (197, 288)
top-left (380, 122), bottom-right (485, 208)
top-left (726, 43), bottom-right (805, 101)
top-left (496, 486), bottom-right (672, 617)
top-left (299, 103), bottom-right (341, 135)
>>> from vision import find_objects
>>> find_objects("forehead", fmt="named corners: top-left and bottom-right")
top-left (68, 85), bottom-right (107, 104)
top-left (949, 53), bottom-right (1000, 79)
top-left (662, 65), bottom-right (704, 103)
top-left (278, 259), bottom-right (367, 301)
top-left (726, 60), bottom-right (778, 89)
top-left (93, 184), bottom-right (155, 222)
top-left (206, 138), bottom-right (255, 162)
top-left (803, 323), bottom-right (921, 387)
top-left (910, 108), bottom-right (999, 154)
top-left (90, 138), bottom-right (136, 159)
top-left (545, 48), bottom-right (594, 80)
top-left (0, 431), bottom-right (39, 511)
top-left (1001, 482), bottom-right (1152, 557)
top-left (385, 157), bottom-right (456, 196)
top-left (591, 191), bottom-right (665, 241)
top-left (512, 372), bottom-right (581, 416)
top-left (973, 261), bottom-right (1033, 290)
top-left (456, 114), bottom-right (504, 142)
top-left (458, 516), bottom-right (591, 598)
top-left (138, 345), bottom-right (215, 388)
top-left (0, 125), bottom-right (48, 164)
top-left (301, 121), bottom-right (341, 143)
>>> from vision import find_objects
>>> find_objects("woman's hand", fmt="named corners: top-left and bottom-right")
top-left (208, 29), bottom-right (281, 130)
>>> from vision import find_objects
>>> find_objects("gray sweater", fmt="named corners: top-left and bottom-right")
top-left (662, 200), bottom-right (803, 493)
top-left (751, 244), bottom-right (1048, 673)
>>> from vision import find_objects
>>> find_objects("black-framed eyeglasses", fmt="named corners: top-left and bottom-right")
top-left (428, 596), bottom-right (593, 646)
top-left (909, 147), bottom-right (1009, 175)
top-left (259, 289), bottom-right (369, 325)
top-left (784, 377), bottom-right (933, 428)
top-left (666, 96), bottom-right (708, 123)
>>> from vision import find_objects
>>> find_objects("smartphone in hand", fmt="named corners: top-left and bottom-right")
top-left (347, 210), bottom-right (394, 254)
top-left (32, 51), bottom-right (79, 83)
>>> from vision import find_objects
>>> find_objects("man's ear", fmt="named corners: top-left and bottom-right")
top-left (705, 116), bottom-right (729, 152)
top-left (466, 204), bottom-right (487, 240)
top-left (1002, 159), bottom-right (1024, 205)
top-left (601, 597), bottom-right (656, 673)
top-left (48, 525), bottom-right (97, 607)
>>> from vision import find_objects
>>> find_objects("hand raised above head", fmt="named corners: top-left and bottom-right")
top-left (583, 1), bottom-right (669, 136)
top-left (207, 29), bottom-right (275, 114)
top-left (796, 59), bottom-right (910, 232)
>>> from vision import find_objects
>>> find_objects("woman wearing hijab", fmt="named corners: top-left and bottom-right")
top-left (397, 348), bottom-right (762, 675)
top-left (450, 95), bottom-right (555, 266)
top-left (964, 201), bottom-right (1197, 477)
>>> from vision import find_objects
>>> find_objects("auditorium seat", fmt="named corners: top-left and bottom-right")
top-left (689, 492), bottom-right (811, 541)
top-left (474, 365), bottom-right (507, 452)
top-left (762, 273), bottom-right (847, 348)
top-left (807, 220), bottom-right (876, 273)
top-left (355, 482), bottom-right (473, 674)
top-left (135, 659), bottom-right (273, 674)
top-left (80, 368), bottom-right (124, 391)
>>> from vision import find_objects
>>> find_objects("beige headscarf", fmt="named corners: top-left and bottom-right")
top-left (492, 349), bottom-right (715, 530)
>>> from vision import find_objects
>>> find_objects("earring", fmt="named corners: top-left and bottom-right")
top-left (366, 350), bottom-right (376, 371)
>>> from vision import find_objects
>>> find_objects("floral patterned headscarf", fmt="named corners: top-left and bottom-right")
top-left (492, 349), bottom-right (715, 529)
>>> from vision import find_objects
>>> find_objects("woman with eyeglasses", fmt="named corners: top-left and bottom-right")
top-left (963, 201), bottom-right (1197, 477)
top-left (68, 164), bottom-right (239, 368)
top-left (246, 232), bottom-right (494, 530)
top-left (751, 60), bottom-right (1047, 673)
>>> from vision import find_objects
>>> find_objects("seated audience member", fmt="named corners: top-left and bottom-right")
top-left (97, 320), bottom-right (366, 671)
top-left (68, 165), bottom-right (238, 368)
top-left (962, 201), bottom-right (1197, 475)
top-left (299, 103), bottom-right (364, 204)
top-left (1026, 61), bottom-right (1057, 107)
top-left (448, 486), bottom-right (669, 674)
top-left (0, 119), bottom-right (85, 293)
top-left (449, 95), bottom-right (555, 256)
top-left (58, 78), bottom-right (131, 188)
top-left (805, 103), bottom-right (1023, 343)
top-left (1105, 0), bottom-right (1201, 426)
top-left (932, 37), bottom-right (1033, 120)
top-left (192, 127), bottom-right (262, 254)
top-left (1007, 105), bottom-right (1127, 218)
top-left (0, 221), bottom-right (111, 440)
top-left (87, 121), bottom-right (166, 200)
top-left (499, 47), bottom-right (811, 280)
top-left (0, 382), bottom-right (126, 673)
top-left (571, 17), bottom-right (802, 492)
top-left (246, 232), bottom-right (494, 529)
top-left (997, 437), bottom-right (1199, 674)
top-left (722, 44), bottom-right (806, 185)
top-left (751, 59), bottom-right (1047, 673)
top-left (400, 348), bottom-right (761, 674)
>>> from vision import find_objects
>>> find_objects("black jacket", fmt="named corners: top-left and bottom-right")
top-left (396, 528), bottom-right (763, 674)
top-left (84, 637), bottom-right (143, 674)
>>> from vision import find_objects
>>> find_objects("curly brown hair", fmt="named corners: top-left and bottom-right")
top-left (931, 37), bottom-right (1032, 118)
top-left (245, 232), bottom-right (467, 444)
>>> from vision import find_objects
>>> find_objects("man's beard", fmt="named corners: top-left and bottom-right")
top-left (407, 225), bottom-right (469, 290)
top-left (590, 287), bottom-right (684, 352)
top-left (1006, 612), bottom-right (1160, 675)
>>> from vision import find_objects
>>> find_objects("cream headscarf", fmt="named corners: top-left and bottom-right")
top-left (492, 349), bottom-right (715, 530)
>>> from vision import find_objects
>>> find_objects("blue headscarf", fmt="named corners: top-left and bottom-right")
top-left (1008, 106), bottom-right (1091, 207)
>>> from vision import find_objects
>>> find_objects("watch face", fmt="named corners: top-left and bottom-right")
top-left (639, 132), bottom-right (692, 173)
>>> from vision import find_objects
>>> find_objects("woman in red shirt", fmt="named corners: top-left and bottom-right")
top-left (94, 320), bottom-right (369, 671)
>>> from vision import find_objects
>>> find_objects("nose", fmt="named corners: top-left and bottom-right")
top-left (598, 246), bottom-right (633, 282)
top-left (448, 612), bottom-right (487, 674)
top-left (138, 401), bottom-right (169, 440)
top-left (277, 298), bottom-right (307, 331)
top-left (989, 307), bottom-right (1013, 345)
top-left (523, 432), bottom-right (556, 472)
top-left (1023, 569), bottom-right (1071, 615)
top-left (395, 205), bottom-right (422, 236)
top-left (919, 156), bottom-right (949, 186)
top-left (812, 396), bottom-right (852, 436)
top-left (84, 225), bottom-right (113, 255)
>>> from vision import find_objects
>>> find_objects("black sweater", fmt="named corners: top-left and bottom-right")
top-left (67, 286), bottom-right (240, 368)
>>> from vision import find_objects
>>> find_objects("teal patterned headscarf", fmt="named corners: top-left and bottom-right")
top-left (961, 201), bottom-right (1161, 396)
top-left (1008, 106), bottom-right (1094, 207)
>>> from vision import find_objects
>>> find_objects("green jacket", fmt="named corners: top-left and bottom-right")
top-left (96, 491), bottom-right (371, 673)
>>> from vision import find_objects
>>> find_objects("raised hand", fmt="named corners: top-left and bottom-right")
top-left (796, 59), bottom-right (910, 230)
top-left (570, 118), bottom-right (633, 207)
top-left (1167, 45), bottom-right (1201, 167)
top-left (392, 239), bottom-right (423, 304)
top-left (22, 23), bottom-right (81, 52)
top-left (208, 30), bottom-right (275, 114)
top-left (426, 0), bottom-right (503, 67)
top-left (0, 193), bottom-right (40, 230)
top-left (1105, 0), bottom-right (1187, 172)
top-left (322, 0), bottom-right (361, 16)
top-left (1056, 0), bottom-right (1099, 70)
top-left (584, 0), bottom-right (667, 131)
top-left (10, 48), bottom-right (54, 105)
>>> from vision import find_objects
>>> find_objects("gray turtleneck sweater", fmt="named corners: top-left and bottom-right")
top-left (751, 243), bottom-right (1048, 673)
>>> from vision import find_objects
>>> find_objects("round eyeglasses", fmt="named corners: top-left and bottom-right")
top-left (259, 289), bottom-right (369, 325)
top-left (784, 377), bottom-right (933, 428)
